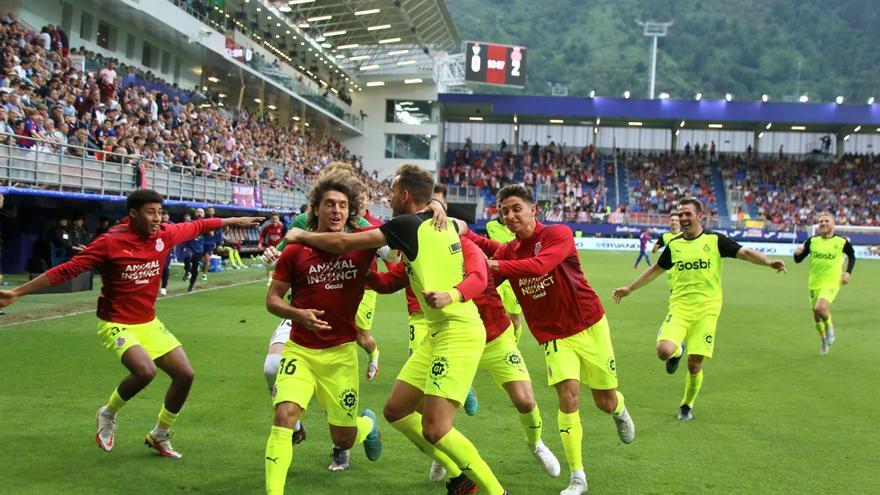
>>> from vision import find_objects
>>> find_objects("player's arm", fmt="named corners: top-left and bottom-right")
top-left (612, 253), bottom-right (668, 303)
top-left (0, 236), bottom-right (107, 308)
top-left (463, 229), bottom-right (504, 258)
top-left (423, 237), bottom-right (488, 309)
top-left (730, 236), bottom-right (786, 272)
top-left (793, 238), bottom-right (812, 263)
top-left (489, 226), bottom-right (570, 277)
top-left (285, 227), bottom-right (388, 254)
top-left (652, 235), bottom-right (665, 253)
top-left (842, 240), bottom-right (856, 285)
top-left (366, 262), bottom-right (409, 294)
top-left (265, 248), bottom-right (330, 332)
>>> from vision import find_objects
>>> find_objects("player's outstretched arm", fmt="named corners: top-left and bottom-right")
top-left (737, 248), bottom-right (787, 273)
top-left (284, 227), bottom-right (388, 254)
top-left (0, 274), bottom-right (54, 308)
top-left (612, 263), bottom-right (665, 303)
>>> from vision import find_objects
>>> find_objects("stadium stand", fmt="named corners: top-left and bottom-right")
top-left (0, 16), bottom-right (390, 205)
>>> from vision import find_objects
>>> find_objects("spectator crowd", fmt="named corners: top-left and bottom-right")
top-left (0, 14), bottom-right (389, 203)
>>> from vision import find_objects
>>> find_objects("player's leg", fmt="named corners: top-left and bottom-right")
top-left (264, 321), bottom-right (305, 443)
top-left (422, 328), bottom-right (505, 495)
top-left (266, 401), bottom-right (303, 495)
top-left (266, 341), bottom-right (316, 494)
top-left (677, 314), bottom-right (716, 419)
top-left (187, 253), bottom-right (200, 291)
top-left (146, 346), bottom-right (192, 458)
top-left (657, 312), bottom-right (689, 374)
top-left (355, 290), bottom-right (380, 380)
top-left (813, 289), bottom-right (837, 353)
top-left (482, 325), bottom-right (559, 476)
top-left (182, 249), bottom-right (191, 280)
top-left (553, 379), bottom-right (588, 495)
top-left (201, 250), bottom-right (211, 280)
top-left (160, 256), bottom-right (170, 295)
top-left (316, 343), bottom-right (382, 470)
top-left (384, 344), bottom-right (462, 482)
top-left (95, 336), bottom-right (156, 452)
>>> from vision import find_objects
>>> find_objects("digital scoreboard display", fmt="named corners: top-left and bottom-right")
top-left (464, 41), bottom-right (527, 88)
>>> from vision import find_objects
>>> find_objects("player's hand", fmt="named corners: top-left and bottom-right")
top-left (295, 308), bottom-right (331, 332)
top-left (423, 290), bottom-right (454, 309)
top-left (841, 272), bottom-right (851, 285)
top-left (612, 286), bottom-right (631, 304)
top-left (452, 218), bottom-right (470, 235)
top-left (487, 259), bottom-right (500, 272)
top-left (769, 259), bottom-right (787, 273)
top-left (261, 245), bottom-right (280, 267)
top-left (794, 244), bottom-right (804, 256)
top-left (0, 289), bottom-right (18, 308)
top-left (284, 227), bottom-right (306, 244)
top-left (231, 216), bottom-right (264, 227)
top-left (419, 200), bottom-right (447, 230)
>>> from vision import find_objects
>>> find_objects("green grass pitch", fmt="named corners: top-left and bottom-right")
top-left (1, 251), bottom-right (878, 494)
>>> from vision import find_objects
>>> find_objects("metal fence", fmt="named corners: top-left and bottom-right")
top-left (0, 133), bottom-right (391, 216)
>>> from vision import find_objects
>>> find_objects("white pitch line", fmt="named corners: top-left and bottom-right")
top-left (1, 278), bottom-right (265, 327)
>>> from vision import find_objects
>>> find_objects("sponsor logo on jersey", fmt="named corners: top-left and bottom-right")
top-left (518, 274), bottom-right (555, 299)
top-left (306, 258), bottom-right (359, 288)
top-left (675, 259), bottom-right (712, 271)
top-left (121, 260), bottom-right (162, 281)
top-left (812, 251), bottom-right (838, 260)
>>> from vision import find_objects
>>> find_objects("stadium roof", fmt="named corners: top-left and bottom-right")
top-left (223, 0), bottom-right (459, 84)
top-left (440, 94), bottom-right (880, 134)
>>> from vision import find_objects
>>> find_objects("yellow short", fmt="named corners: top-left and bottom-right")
top-left (809, 286), bottom-right (839, 307)
top-left (355, 289), bottom-right (378, 331)
top-left (273, 340), bottom-right (360, 427)
top-left (479, 325), bottom-right (531, 387)
top-left (657, 311), bottom-right (719, 358)
top-left (397, 321), bottom-right (484, 405)
top-left (543, 315), bottom-right (618, 390)
top-left (408, 311), bottom-right (429, 356)
top-left (97, 318), bottom-right (180, 360)
top-left (497, 280), bottom-right (522, 316)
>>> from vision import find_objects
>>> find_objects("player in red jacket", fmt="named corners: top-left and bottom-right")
top-left (0, 189), bottom-right (263, 459)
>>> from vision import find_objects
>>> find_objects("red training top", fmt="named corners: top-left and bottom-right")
top-left (273, 235), bottom-right (377, 349)
top-left (466, 222), bottom-right (605, 344)
top-left (46, 218), bottom-right (222, 324)
top-left (260, 223), bottom-right (284, 247)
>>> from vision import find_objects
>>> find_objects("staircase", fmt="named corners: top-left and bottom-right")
top-left (602, 154), bottom-right (617, 208)
top-left (709, 163), bottom-right (730, 219)
top-left (616, 160), bottom-right (630, 208)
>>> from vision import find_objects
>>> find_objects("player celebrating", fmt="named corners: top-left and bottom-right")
top-left (652, 212), bottom-right (681, 253)
top-left (0, 190), bottom-right (262, 459)
top-left (263, 173), bottom-right (383, 494)
top-left (284, 164), bottom-right (509, 495)
top-left (633, 228), bottom-right (652, 268)
top-left (463, 184), bottom-right (634, 495)
top-left (793, 212), bottom-right (856, 355)
top-left (259, 213), bottom-right (285, 285)
top-left (485, 210), bottom-right (524, 341)
top-left (613, 198), bottom-right (786, 421)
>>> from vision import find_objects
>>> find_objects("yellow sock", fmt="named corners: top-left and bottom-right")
top-left (157, 406), bottom-right (178, 431)
top-left (612, 391), bottom-right (625, 416)
top-left (265, 426), bottom-right (294, 495)
top-left (672, 343), bottom-right (683, 358)
top-left (354, 415), bottom-right (373, 445)
top-left (518, 406), bottom-right (543, 447)
top-left (106, 389), bottom-right (127, 414)
top-left (233, 249), bottom-right (243, 265)
top-left (815, 321), bottom-right (826, 337)
top-left (434, 428), bottom-right (504, 495)
top-left (682, 370), bottom-right (704, 407)
top-left (557, 410), bottom-right (584, 472)
top-left (826, 314), bottom-right (833, 330)
top-left (391, 412), bottom-right (461, 477)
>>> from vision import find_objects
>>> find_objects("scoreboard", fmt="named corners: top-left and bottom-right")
top-left (464, 41), bottom-right (527, 88)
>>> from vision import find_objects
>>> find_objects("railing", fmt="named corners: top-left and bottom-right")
top-left (0, 133), bottom-right (384, 214)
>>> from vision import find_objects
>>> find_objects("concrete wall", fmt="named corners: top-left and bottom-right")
top-left (344, 83), bottom-right (440, 180)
